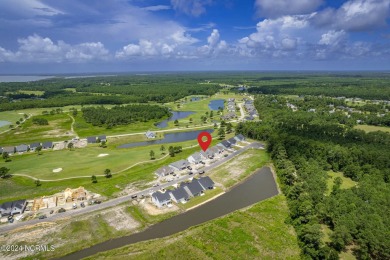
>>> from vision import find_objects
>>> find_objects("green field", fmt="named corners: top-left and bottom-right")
top-left (210, 148), bottom-right (270, 188)
top-left (354, 124), bottom-right (390, 133)
top-left (0, 132), bottom-right (223, 203)
top-left (0, 113), bottom-right (73, 146)
top-left (326, 171), bottom-right (357, 195)
top-left (87, 195), bottom-right (300, 260)
top-left (180, 187), bottom-right (224, 210)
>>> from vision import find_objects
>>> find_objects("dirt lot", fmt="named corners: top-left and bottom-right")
top-left (0, 205), bottom-right (140, 260)
top-left (138, 198), bottom-right (179, 215)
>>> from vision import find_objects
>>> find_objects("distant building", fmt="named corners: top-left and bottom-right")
top-left (227, 137), bottom-right (237, 146)
top-left (145, 131), bottom-right (156, 139)
top-left (42, 141), bottom-right (53, 149)
top-left (169, 187), bottom-right (190, 204)
top-left (187, 152), bottom-right (204, 164)
top-left (87, 136), bottom-right (97, 144)
top-left (29, 142), bottom-right (41, 152)
top-left (182, 180), bottom-right (204, 197)
top-left (98, 135), bottom-right (107, 142)
top-left (3, 146), bottom-right (15, 154)
top-left (169, 159), bottom-right (190, 171)
top-left (218, 140), bottom-right (231, 149)
top-left (15, 144), bottom-right (28, 153)
top-left (155, 166), bottom-right (174, 177)
top-left (11, 200), bottom-right (27, 215)
top-left (197, 176), bottom-right (215, 190)
top-left (234, 134), bottom-right (245, 142)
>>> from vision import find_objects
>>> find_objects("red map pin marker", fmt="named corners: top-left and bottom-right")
top-left (198, 131), bottom-right (212, 151)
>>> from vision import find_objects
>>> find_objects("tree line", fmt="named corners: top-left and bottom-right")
top-left (236, 95), bottom-right (390, 259)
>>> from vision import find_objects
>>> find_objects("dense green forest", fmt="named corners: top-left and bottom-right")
top-left (237, 96), bottom-right (390, 259)
top-left (81, 105), bottom-right (170, 127)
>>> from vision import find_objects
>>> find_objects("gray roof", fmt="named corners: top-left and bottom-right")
top-left (218, 140), bottom-right (231, 149)
top-left (15, 144), bottom-right (28, 152)
top-left (0, 201), bottom-right (13, 215)
top-left (42, 141), bottom-right (53, 149)
top-left (152, 191), bottom-right (171, 203)
top-left (183, 180), bottom-right (204, 196)
top-left (87, 136), bottom-right (97, 143)
top-left (155, 166), bottom-right (174, 176)
top-left (98, 135), bottom-right (106, 140)
top-left (198, 176), bottom-right (215, 189)
top-left (169, 159), bottom-right (189, 170)
top-left (3, 146), bottom-right (15, 153)
top-left (200, 149), bottom-right (214, 158)
top-left (11, 200), bottom-right (26, 214)
top-left (169, 187), bottom-right (189, 202)
top-left (209, 146), bottom-right (220, 154)
top-left (235, 134), bottom-right (245, 141)
top-left (30, 142), bottom-right (41, 148)
top-left (188, 152), bottom-right (202, 162)
top-left (227, 137), bottom-right (237, 145)
top-left (145, 131), bottom-right (156, 138)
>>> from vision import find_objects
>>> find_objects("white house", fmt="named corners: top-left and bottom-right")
top-left (151, 192), bottom-right (171, 208)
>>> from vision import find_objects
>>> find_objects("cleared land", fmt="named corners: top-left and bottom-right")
top-left (87, 195), bottom-right (300, 260)
top-left (354, 124), bottom-right (390, 133)
top-left (326, 171), bottom-right (357, 195)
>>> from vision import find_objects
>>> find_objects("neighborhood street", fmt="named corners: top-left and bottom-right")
top-left (0, 142), bottom-right (264, 235)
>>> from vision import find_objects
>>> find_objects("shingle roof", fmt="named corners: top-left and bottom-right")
top-left (98, 135), bottom-right (106, 140)
top-left (155, 166), bottom-right (174, 176)
top-left (169, 159), bottom-right (189, 170)
top-left (198, 176), bottom-right (215, 190)
top-left (218, 140), bottom-right (231, 148)
top-left (152, 191), bottom-right (171, 203)
top-left (42, 141), bottom-right (53, 149)
top-left (235, 134), bottom-right (245, 141)
top-left (15, 144), bottom-right (28, 152)
top-left (170, 187), bottom-right (189, 202)
top-left (183, 180), bottom-right (204, 196)
top-left (30, 142), bottom-right (41, 148)
top-left (227, 137), bottom-right (237, 145)
top-left (3, 146), bottom-right (15, 153)
top-left (87, 136), bottom-right (97, 143)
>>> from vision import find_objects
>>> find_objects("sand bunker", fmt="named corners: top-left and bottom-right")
top-left (98, 154), bottom-right (109, 157)
top-left (52, 168), bottom-right (63, 173)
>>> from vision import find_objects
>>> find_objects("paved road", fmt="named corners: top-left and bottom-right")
top-left (0, 142), bottom-right (263, 235)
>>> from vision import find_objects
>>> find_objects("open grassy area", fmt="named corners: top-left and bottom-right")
top-left (209, 148), bottom-right (270, 188)
top-left (179, 187), bottom-right (224, 210)
top-left (354, 124), bottom-right (390, 133)
top-left (87, 195), bottom-right (300, 260)
top-left (0, 113), bottom-right (73, 146)
top-left (326, 171), bottom-right (357, 195)
top-left (0, 132), bottom-right (223, 203)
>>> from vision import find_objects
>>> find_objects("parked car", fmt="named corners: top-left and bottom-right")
top-left (95, 200), bottom-right (101, 204)
top-left (131, 195), bottom-right (138, 199)
top-left (50, 210), bottom-right (54, 214)
top-left (80, 202), bottom-right (85, 208)
top-left (58, 208), bottom-right (66, 213)
top-left (9, 218), bottom-right (14, 223)
top-left (200, 161), bottom-right (205, 165)
top-left (199, 170), bottom-right (205, 174)
top-left (224, 154), bottom-right (228, 157)
top-left (38, 215), bottom-right (47, 219)
top-left (188, 171), bottom-right (193, 175)
top-left (187, 166), bottom-right (192, 170)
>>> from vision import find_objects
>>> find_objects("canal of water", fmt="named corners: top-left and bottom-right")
top-left (59, 167), bottom-right (278, 260)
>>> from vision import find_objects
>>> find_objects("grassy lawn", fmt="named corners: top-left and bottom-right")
top-left (326, 171), bottom-right (357, 195)
top-left (210, 149), bottom-right (270, 188)
top-left (0, 132), bottom-right (223, 203)
top-left (0, 113), bottom-right (73, 146)
top-left (179, 187), bottom-right (224, 210)
top-left (0, 111), bottom-right (27, 132)
top-left (354, 124), bottom-right (390, 133)
top-left (87, 195), bottom-right (300, 260)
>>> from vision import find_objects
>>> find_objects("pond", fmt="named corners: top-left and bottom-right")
top-left (208, 99), bottom-right (224, 110)
top-left (0, 120), bottom-right (11, 127)
top-left (118, 129), bottom-right (214, 149)
top-left (60, 167), bottom-right (279, 260)
top-left (155, 111), bottom-right (195, 128)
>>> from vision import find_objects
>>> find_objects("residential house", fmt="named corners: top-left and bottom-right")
top-left (234, 134), bottom-right (245, 142)
top-left (15, 144), bottom-right (28, 153)
top-left (87, 136), bottom-right (97, 144)
top-left (145, 131), bottom-right (156, 139)
top-left (169, 159), bottom-right (190, 171)
top-left (29, 142), bottom-right (41, 152)
top-left (227, 137), bottom-right (237, 146)
top-left (151, 191), bottom-right (171, 208)
top-left (198, 176), bottom-right (215, 190)
top-left (42, 141), bottom-right (53, 150)
top-left (11, 200), bottom-right (26, 215)
top-left (0, 202), bottom-right (13, 217)
top-left (209, 146), bottom-right (220, 155)
top-left (98, 135), bottom-right (107, 142)
top-left (155, 166), bottom-right (174, 177)
top-left (187, 152), bottom-right (204, 164)
top-left (169, 187), bottom-right (189, 203)
top-left (200, 149), bottom-right (214, 159)
top-left (182, 180), bottom-right (204, 197)
top-left (217, 141), bottom-right (231, 149)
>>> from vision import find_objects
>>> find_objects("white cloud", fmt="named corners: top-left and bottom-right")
top-left (313, 0), bottom-right (390, 31)
top-left (171, 0), bottom-right (212, 17)
top-left (142, 5), bottom-right (171, 12)
top-left (0, 34), bottom-right (110, 63)
top-left (255, 0), bottom-right (323, 18)
top-left (319, 30), bottom-right (346, 46)
top-left (197, 29), bottom-right (229, 56)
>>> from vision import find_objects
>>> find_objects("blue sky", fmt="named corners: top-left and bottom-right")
top-left (0, 0), bottom-right (390, 73)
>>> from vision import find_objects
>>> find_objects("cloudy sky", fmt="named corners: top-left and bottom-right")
top-left (0, 0), bottom-right (390, 73)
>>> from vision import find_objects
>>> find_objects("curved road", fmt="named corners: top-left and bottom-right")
top-left (0, 142), bottom-right (263, 235)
